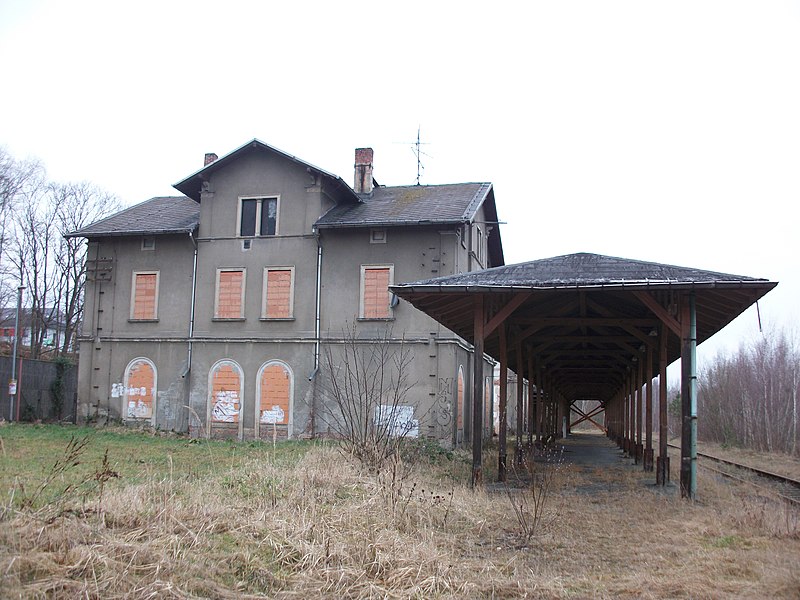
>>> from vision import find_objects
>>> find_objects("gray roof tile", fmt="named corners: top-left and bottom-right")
top-left (315, 182), bottom-right (492, 228)
top-left (397, 252), bottom-right (770, 289)
top-left (66, 196), bottom-right (199, 238)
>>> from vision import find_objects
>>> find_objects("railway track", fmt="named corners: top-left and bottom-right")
top-left (666, 443), bottom-right (800, 505)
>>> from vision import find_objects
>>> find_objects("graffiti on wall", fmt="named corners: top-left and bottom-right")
top-left (436, 377), bottom-right (453, 429)
top-left (375, 404), bottom-right (419, 437)
top-left (260, 404), bottom-right (285, 424)
top-left (212, 390), bottom-right (240, 422)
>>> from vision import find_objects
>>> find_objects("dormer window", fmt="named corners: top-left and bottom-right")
top-left (239, 196), bottom-right (278, 237)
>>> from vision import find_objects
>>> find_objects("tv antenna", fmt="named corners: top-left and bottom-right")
top-left (395, 126), bottom-right (432, 185)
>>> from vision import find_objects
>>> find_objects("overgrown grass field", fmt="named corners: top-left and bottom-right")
top-left (1, 424), bottom-right (798, 598)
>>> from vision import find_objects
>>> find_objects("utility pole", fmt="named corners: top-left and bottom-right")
top-left (9, 285), bottom-right (25, 421)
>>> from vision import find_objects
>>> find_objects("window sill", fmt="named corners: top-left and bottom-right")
top-left (212, 317), bottom-right (246, 322)
top-left (128, 319), bottom-right (159, 323)
top-left (259, 317), bottom-right (295, 322)
top-left (357, 317), bottom-right (395, 322)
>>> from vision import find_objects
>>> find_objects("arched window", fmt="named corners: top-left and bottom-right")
top-left (256, 360), bottom-right (293, 439)
top-left (124, 358), bottom-right (156, 422)
top-left (208, 360), bottom-right (244, 438)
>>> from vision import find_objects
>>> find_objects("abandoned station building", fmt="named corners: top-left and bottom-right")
top-left (68, 139), bottom-right (504, 443)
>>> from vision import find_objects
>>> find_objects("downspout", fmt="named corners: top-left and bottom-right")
top-left (184, 229), bottom-right (198, 377)
top-left (309, 226), bottom-right (323, 437)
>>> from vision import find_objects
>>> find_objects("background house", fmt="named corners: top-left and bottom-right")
top-left (68, 139), bottom-right (504, 446)
top-left (0, 308), bottom-right (70, 353)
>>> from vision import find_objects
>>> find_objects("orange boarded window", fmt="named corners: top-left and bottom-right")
top-left (361, 266), bottom-right (392, 319)
top-left (210, 362), bottom-right (241, 423)
top-left (259, 362), bottom-right (291, 425)
top-left (264, 268), bottom-right (293, 319)
top-left (125, 359), bottom-right (155, 420)
top-left (132, 272), bottom-right (158, 320)
top-left (457, 366), bottom-right (465, 430)
top-left (216, 269), bottom-right (244, 319)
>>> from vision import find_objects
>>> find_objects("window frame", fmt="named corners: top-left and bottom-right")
top-left (207, 359), bottom-right (244, 440)
top-left (122, 357), bottom-right (157, 424)
top-left (214, 267), bottom-right (246, 320)
top-left (261, 266), bottom-right (295, 320)
top-left (370, 228), bottom-right (387, 244)
top-left (255, 360), bottom-right (294, 439)
top-left (359, 264), bottom-right (394, 320)
top-left (237, 195), bottom-right (280, 237)
top-left (129, 270), bottom-right (160, 321)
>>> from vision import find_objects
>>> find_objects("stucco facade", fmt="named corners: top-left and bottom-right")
top-left (71, 139), bottom-right (504, 447)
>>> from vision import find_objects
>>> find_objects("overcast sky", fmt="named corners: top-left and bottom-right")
top-left (1, 0), bottom-right (798, 367)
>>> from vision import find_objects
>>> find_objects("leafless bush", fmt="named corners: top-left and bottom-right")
top-left (319, 323), bottom-right (418, 472)
top-left (504, 446), bottom-right (564, 542)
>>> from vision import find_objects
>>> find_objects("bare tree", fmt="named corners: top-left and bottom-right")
top-left (51, 182), bottom-right (120, 354)
top-left (6, 190), bottom-right (59, 358)
top-left (0, 148), bottom-right (46, 312)
top-left (1, 152), bottom-right (120, 358)
top-left (319, 324), bottom-right (418, 471)
top-left (697, 326), bottom-right (800, 456)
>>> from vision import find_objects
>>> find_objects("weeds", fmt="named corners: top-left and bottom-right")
top-left (2, 426), bottom-right (799, 598)
top-left (504, 446), bottom-right (564, 542)
top-left (17, 435), bottom-right (89, 510)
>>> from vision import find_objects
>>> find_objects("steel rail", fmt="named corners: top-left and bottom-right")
top-left (666, 442), bottom-right (800, 505)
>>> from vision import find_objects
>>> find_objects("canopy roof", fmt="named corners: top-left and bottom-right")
top-left (392, 253), bottom-right (777, 403)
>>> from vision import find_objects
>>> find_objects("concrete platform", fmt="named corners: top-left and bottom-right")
top-left (557, 431), bottom-right (628, 467)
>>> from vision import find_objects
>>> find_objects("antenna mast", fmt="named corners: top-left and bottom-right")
top-left (410, 126), bottom-right (431, 185)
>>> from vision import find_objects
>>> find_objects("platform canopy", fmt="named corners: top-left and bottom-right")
top-left (392, 253), bottom-right (777, 404)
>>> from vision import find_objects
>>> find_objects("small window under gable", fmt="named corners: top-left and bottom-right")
top-left (141, 236), bottom-right (155, 251)
top-left (370, 228), bottom-right (387, 244)
top-left (239, 196), bottom-right (278, 237)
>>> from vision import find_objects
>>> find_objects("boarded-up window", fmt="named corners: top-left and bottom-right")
top-left (210, 361), bottom-right (242, 423)
top-left (457, 366), bottom-right (465, 431)
top-left (259, 362), bottom-right (291, 427)
top-left (485, 376), bottom-right (492, 436)
top-left (131, 272), bottom-right (158, 320)
top-left (263, 268), bottom-right (294, 319)
top-left (360, 265), bottom-right (392, 319)
top-left (215, 269), bottom-right (245, 319)
top-left (125, 359), bottom-right (155, 420)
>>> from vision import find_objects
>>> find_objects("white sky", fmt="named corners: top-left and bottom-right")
top-left (1, 0), bottom-right (798, 367)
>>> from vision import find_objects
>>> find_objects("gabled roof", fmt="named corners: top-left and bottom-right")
top-left (399, 252), bottom-right (772, 290)
top-left (65, 196), bottom-right (199, 239)
top-left (315, 182), bottom-right (493, 227)
top-left (392, 253), bottom-right (777, 402)
top-left (316, 182), bottom-right (505, 266)
top-left (173, 138), bottom-right (359, 203)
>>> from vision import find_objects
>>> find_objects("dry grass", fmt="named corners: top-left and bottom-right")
top-left (1, 425), bottom-right (799, 598)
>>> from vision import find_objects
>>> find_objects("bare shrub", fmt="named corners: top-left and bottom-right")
top-left (504, 446), bottom-right (564, 542)
top-left (319, 323), bottom-right (418, 472)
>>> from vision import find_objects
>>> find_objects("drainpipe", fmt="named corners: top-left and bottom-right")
top-left (309, 227), bottom-right (323, 436)
top-left (184, 230), bottom-right (198, 377)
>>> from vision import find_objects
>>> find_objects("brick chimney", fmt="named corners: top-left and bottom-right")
top-left (204, 153), bottom-right (218, 167)
top-left (354, 148), bottom-right (373, 194)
